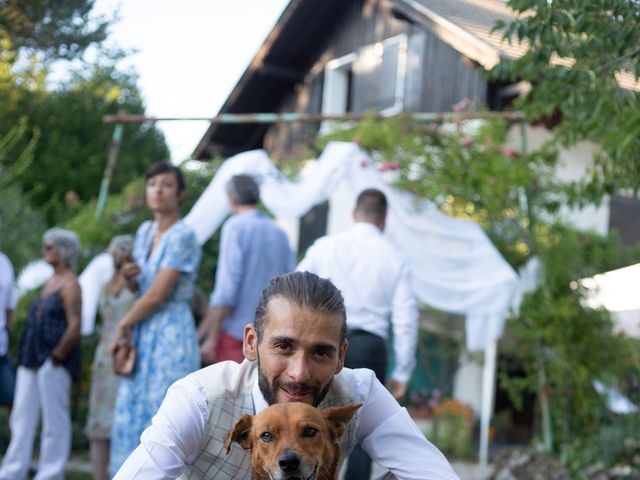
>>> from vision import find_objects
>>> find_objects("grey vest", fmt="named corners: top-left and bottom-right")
top-left (180, 362), bottom-right (358, 479)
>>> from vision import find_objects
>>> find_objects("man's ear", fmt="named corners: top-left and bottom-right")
top-left (224, 414), bottom-right (254, 453)
top-left (322, 403), bottom-right (362, 440)
top-left (243, 324), bottom-right (258, 361)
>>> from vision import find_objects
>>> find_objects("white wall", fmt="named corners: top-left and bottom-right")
top-left (506, 125), bottom-right (610, 235)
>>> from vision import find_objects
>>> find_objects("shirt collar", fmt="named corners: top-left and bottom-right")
top-left (351, 221), bottom-right (383, 235)
top-left (235, 208), bottom-right (262, 219)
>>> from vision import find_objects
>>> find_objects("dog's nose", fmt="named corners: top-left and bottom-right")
top-left (278, 450), bottom-right (301, 473)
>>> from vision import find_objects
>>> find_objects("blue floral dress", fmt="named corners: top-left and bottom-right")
top-left (110, 220), bottom-right (202, 475)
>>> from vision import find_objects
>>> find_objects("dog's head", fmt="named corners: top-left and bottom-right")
top-left (225, 402), bottom-right (361, 480)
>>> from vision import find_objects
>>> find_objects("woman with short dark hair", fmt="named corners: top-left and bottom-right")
top-left (109, 161), bottom-right (202, 475)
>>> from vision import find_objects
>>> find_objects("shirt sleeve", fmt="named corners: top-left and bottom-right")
top-left (209, 221), bottom-right (244, 307)
top-left (389, 261), bottom-right (419, 383)
top-left (355, 371), bottom-right (460, 480)
top-left (160, 225), bottom-right (201, 273)
top-left (113, 378), bottom-right (208, 479)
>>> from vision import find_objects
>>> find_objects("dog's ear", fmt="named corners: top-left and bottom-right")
top-left (322, 403), bottom-right (362, 440)
top-left (224, 414), bottom-right (254, 454)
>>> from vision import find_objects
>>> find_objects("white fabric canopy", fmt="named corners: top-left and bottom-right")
top-left (185, 141), bottom-right (518, 351)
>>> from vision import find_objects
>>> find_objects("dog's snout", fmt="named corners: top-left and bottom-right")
top-left (278, 450), bottom-right (301, 472)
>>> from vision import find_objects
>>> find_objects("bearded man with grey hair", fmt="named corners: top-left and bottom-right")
top-left (198, 174), bottom-right (294, 365)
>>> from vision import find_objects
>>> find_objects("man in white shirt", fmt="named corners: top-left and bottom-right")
top-left (297, 188), bottom-right (419, 480)
top-left (0, 251), bottom-right (17, 408)
top-left (114, 271), bottom-right (458, 480)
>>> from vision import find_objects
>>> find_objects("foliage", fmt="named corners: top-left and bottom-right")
top-left (319, 112), bottom-right (559, 269)
top-left (0, 0), bottom-right (109, 61)
top-left (500, 225), bottom-right (640, 460)
top-left (0, 61), bottom-right (169, 224)
top-left (320, 116), bottom-right (640, 469)
top-left (0, 119), bottom-right (47, 270)
top-left (560, 413), bottom-right (640, 477)
top-left (491, 0), bottom-right (640, 200)
top-left (429, 398), bottom-right (476, 460)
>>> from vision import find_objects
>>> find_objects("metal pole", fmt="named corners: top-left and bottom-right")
top-left (95, 123), bottom-right (123, 222)
top-left (479, 340), bottom-right (497, 467)
top-left (102, 111), bottom-right (524, 125)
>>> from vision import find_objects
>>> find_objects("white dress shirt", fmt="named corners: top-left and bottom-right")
top-left (114, 361), bottom-right (459, 480)
top-left (297, 222), bottom-right (419, 382)
top-left (0, 252), bottom-right (17, 356)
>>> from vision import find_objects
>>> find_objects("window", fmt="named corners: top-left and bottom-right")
top-left (321, 34), bottom-right (408, 124)
top-left (609, 195), bottom-right (640, 246)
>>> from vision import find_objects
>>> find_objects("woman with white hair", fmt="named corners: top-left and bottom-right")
top-left (0, 227), bottom-right (82, 480)
top-left (85, 235), bottom-right (136, 480)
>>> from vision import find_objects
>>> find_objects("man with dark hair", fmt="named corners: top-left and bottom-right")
top-left (298, 188), bottom-right (419, 480)
top-left (113, 272), bottom-right (459, 479)
top-left (198, 174), bottom-right (294, 364)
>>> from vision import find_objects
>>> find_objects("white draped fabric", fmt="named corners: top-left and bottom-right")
top-left (18, 141), bottom-right (518, 350)
top-left (185, 141), bottom-right (518, 351)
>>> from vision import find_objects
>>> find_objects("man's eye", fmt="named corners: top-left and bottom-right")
top-left (260, 431), bottom-right (274, 442)
top-left (302, 427), bottom-right (317, 438)
top-left (314, 349), bottom-right (330, 357)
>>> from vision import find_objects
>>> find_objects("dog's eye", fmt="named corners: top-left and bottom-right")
top-left (302, 427), bottom-right (317, 438)
top-left (260, 431), bottom-right (274, 442)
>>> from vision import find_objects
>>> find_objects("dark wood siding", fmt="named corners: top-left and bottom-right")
top-left (415, 28), bottom-right (487, 112)
top-left (264, 0), bottom-right (408, 160)
top-left (263, 0), bottom-right (488, 160)
top-left (609, 195), bottom-right (640, 246)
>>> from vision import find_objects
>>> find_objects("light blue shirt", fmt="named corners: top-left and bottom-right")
top-left (210, 210), bottom-right (295, 340)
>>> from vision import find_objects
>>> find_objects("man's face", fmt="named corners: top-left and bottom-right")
top-left (244, 296), bottom-right (347, 406)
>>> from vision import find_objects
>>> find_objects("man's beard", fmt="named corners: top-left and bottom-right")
top-left (257, 356), bottom-right (333, 406)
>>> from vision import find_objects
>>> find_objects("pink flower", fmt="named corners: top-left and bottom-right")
top-left (359, 160), bottom-right (369, 169)
top-left (461, 137), bottom-right (474, 147)
top-left (379, 161), bottom-right (400, 172)
top-left (500, 146), bottom-right (519, 158)
top-left (452, 98), bottom-right (473, 112)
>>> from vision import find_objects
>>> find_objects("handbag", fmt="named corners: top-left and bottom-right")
top-left (113, 338), bottom-right (136, 376)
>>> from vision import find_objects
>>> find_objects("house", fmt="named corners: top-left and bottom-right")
top-left (192, 0), bottom-right (640, 437)
top-left (193, 0), bottom-right (640, 246)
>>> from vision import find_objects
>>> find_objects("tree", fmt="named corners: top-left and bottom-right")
top-left (0, 120), bottom-right (47, 271)
top-left (0, 0), bottom-right (109, 60)
top-left (0, 60), bottom-right (169, 224)
top-left (491, 0), bottom-right (640, 201)
top-left (319, 115), bottom-right (640, 473)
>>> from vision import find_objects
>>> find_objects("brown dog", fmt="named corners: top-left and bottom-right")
top-left (225, 402), bottom-right (361, 480)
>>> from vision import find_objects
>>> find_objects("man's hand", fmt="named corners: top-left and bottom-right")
top-left (200, 334), bottom-right (218, 366)
top-left (387, 379), bottom-right (408, 401)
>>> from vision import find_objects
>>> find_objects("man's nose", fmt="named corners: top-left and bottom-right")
top-left (287, 352), bottom-right (311, 382)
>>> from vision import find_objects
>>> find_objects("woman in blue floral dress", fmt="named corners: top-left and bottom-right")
top-left (109, 161), bottom-right (202, 475)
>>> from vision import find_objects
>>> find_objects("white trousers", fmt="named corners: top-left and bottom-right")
top-left (0, 359), bottom-right (72, 480)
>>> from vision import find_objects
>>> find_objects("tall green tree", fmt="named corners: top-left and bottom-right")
top-left (0, 0), bottom-right (108, 60)
top-left (4, 62), bottom-right (169, 223)
top-left (491, 0), bottom-right (640, 201)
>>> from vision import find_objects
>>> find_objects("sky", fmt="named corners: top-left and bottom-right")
top-left (93, 0), bottom-right (290, 161)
